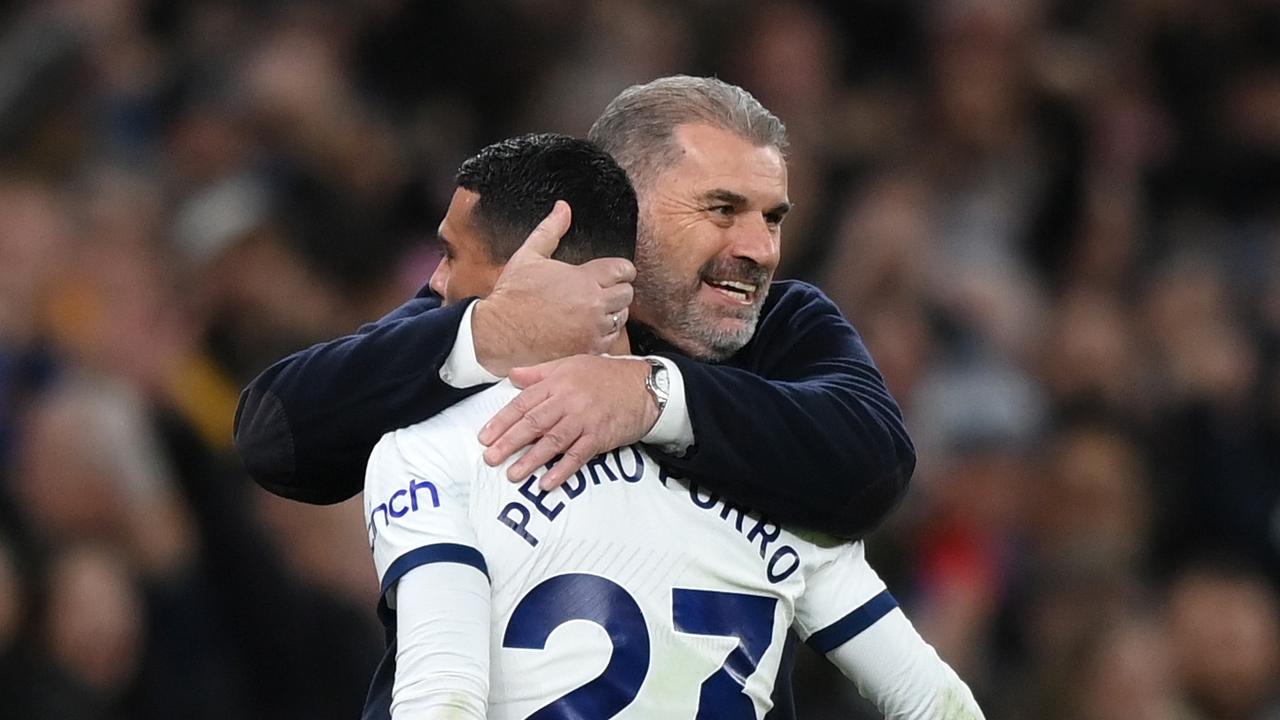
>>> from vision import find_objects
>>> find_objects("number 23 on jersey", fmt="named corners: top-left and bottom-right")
top-left (504, 573), bottom-right (779, 719)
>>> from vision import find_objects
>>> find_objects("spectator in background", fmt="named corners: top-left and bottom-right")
top-left (7, 375), bottom-right (216, 719)
top-left (1167, 562), bottom-right (1280, 720)
top-left (1072, 612), bottom-right (1197, 720)
top-left (0, 181), bottom-right (67, 476)
top-left (0, 530), bottom-right (37, 714)
top-left (38, 544), bottom-right (146, 720)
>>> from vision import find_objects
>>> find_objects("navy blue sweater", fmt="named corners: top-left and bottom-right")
top-left (234, 280), bottom-right (914, 538)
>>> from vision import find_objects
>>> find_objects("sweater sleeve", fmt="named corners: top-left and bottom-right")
top-left (650, 282), bottom-right (915, 538)
top-left (234, 293), bottom-right (487, 504)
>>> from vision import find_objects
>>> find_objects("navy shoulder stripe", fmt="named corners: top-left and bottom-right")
top-left (380, 542), bottom-right (489, 599)
top-left (805, 589), bottom-right (899, 654)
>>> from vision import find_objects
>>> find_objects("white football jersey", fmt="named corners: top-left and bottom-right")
top-left (363, 382), bottom-right (900, 720)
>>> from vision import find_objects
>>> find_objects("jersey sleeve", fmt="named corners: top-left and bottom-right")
top-left (364, 422), bottom-right (488, 609)
top-left (794, 541), bottom-right (985, 719)
top-left (825, 612), bottom-right (985, 719)
top-left (391, 563), bottom-right (490, 719)
top-left (647, 282), bottom-right (915, 538)
top-left (791, 540), bottom-right (896, 652)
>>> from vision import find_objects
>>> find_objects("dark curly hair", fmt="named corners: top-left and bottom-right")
top-left (455, 133), bottom-right (637, 265)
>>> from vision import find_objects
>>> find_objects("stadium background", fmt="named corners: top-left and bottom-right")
top-left (1, 0), bottom-right (1279, 718)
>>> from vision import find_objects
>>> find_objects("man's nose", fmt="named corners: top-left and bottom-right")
top-left (429, 262), bottom-right (448, 299)
top-left (729, 213), bottom-right (780, 269)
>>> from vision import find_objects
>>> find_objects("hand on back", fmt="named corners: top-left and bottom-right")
top-left (478, 354), bottom-right (661, 489)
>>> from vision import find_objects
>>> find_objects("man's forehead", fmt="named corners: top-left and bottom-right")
top-left (669, 123), bottom-right (789, 204)
top-left (439, 187), bottom-right (481, 236)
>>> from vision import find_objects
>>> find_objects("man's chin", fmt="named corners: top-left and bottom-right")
top-left (684, 317), bottom-right (757, 361)
top-left (645, 299), bottom-right (761, 359)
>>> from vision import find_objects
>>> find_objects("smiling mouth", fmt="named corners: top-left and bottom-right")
top-left (702, 279), bottom-right (758, 304)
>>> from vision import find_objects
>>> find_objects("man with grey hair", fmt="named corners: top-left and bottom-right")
top-left (236, 74), bottom-right (919, 717)
top-left (236, 75), bottom-right (913, 542)
top-left (589, 75), bottom-right (791, 362)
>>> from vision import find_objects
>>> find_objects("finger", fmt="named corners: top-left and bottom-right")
top-left (599, 308), bottom-right (629, 336)
top-left (514, 200), bottom-right (571, 259)
top-left (602, 284), bottom-right (634, 315)
top-left (507, 421), bottom-right (580, 481)
top-left (478, 383), bottom-right (552, 447)
top-left (482, 398), bottom-right (565, 467)
top-left (582, 257), bottom-right (637, 287)
top-left (508, 358), bottom-right (564, 389)
top-left (537, 435), bottom-right (597, 490)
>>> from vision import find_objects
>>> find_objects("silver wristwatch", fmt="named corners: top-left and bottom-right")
top-left (643, 358), bottom-right (670, 415)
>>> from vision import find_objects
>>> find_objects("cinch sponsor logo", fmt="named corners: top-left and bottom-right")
top-left (368, 477), bottom-right (440, 545)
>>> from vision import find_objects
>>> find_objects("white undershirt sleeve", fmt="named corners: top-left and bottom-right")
top-left (637, 355), bottom-right (694, 455)
top-left (825, 609), bottom-right (985, 720)
top-left (391, 562), bottom-right (491, 720)
top-left (440, 301), bottom-right (503, 388)
top-left (792, 540), bottom-right (984, 720)
top-left (444, 315), bottom-right (693, 452)
top-left (364, 407), bottom-right (504, 720)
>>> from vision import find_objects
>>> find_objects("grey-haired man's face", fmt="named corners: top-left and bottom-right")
top-left (629, 123), bottom-right (790, 360)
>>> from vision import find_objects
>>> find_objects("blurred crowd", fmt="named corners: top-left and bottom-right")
top-left (0, 0), bottom-right (1278, 718)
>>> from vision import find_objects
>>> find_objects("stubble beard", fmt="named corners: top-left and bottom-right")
top-left (632, 224), bottom-right (770, 361)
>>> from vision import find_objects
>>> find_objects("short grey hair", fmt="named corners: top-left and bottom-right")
top-left (587, 75), bottom-right (788, 190)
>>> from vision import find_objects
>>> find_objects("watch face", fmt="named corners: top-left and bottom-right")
top-left (650, 358), bottom-right (670, 397)
top-left (651, 364), bottom-right (670, 394)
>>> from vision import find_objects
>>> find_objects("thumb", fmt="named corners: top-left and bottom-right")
top-left (509, 358), bottom-right (563, 388)
top-left (581, 256), bottom-right (637, 287)
top-left (515, 200), bottom-right (571, 259)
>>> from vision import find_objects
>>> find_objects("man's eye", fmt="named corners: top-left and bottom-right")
top-left (710, 205), bottom-right (733, 216)
top-left (765, 212), bottom-right (784, 227)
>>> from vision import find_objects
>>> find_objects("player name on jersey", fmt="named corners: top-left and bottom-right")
top-left (497, 450), bottom-right (802, 583)
top-left (371, 445), bottom-right (804, 585)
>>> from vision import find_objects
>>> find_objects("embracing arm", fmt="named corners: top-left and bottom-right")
top-left (479, 283), bottom-right (912, 536)
top-left (235, 204), bottom-right (635, 505)
top-left (654, 282), bottom-right (915, 537)
top-left (234, 292), bottom-right (481, 504)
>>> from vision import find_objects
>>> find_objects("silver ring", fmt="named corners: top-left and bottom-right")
top-left (610, 313), bottom-right (620, 334)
